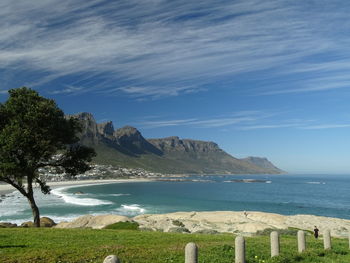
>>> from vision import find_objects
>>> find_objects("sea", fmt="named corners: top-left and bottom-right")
top-left (1, 174), bottom-right (350, 224)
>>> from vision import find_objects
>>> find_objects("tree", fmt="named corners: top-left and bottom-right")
top-left (0, 87), bottom-right (96, 227)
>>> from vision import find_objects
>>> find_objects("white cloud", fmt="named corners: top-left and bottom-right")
top-left (300, 124), bottom-right (350, 130)
top-left (1, 0), bottom-right (350, 97)
top-left (139, 110), bottom-right (269, 128)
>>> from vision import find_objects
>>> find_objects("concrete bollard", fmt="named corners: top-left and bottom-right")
top-left (297, 230), bottom-right (306, 253)
top-left (103, 255), bottom-right (120, 263)
top-left (270, 231), bottom-right (280, 257)
top-left (323, 229), bottom-right (331, 250)
top-left (235, 236), bottom-right (246, 263)
top-left (185, 242), bottom-right (198, 263)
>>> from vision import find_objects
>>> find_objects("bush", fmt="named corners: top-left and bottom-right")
top-left (104, 221), bottom-right (139, 230)
top-left (172, 220), bottom-right (185, 227)
top-left (256, 227), bottom-right (301, 236)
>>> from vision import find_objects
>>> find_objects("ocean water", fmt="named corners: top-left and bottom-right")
top-left (1, 174), bottom-right (350, 224)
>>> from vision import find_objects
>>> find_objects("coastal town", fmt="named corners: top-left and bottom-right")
top-left (38, 164), bottom-right (167, 182)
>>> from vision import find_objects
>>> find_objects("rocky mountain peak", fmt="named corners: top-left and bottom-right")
top-left (114, 126), bottom-right (142, 140)
top-left (97, 121), bottom-right (114, 137)
top-left (67, 112), bottom-right (284, 174)
top-left (68, 112), bottom-right (99, 144)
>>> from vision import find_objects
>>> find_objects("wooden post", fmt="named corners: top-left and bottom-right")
top-left (103, 255), bottom-right (120, 263)
top-left (185, 242), bottom-right (198, 263)
top-left (323, 229), bottom-right (331, 250)
top-left (270, 231), bottom-right (280, 257)
top-left (297, 230), bottom-right (306, 253)
top-left (235, 236), bottom-right (246, 263)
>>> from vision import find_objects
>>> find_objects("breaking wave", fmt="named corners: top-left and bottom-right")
top-left (115, 204), bottom-right (146, 216)
top-left (51, 186), bottom-right (113, 206)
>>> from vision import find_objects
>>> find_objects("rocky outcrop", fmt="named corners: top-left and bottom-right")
top-left (148, 137), bottom-right (222, 153)
top-left (115, 126), bottom-right (162, 155)
top-left (54, 214), bottom-right (130, 229)
top-left (0, 222), bottom-right (17, 228)
top-left (97, 121), bottom-right (115, 139)
top-left (69, 112), bottom-right (100, 145)
top-left (133, 211), bottom-right (350, 237)
top-left (52, 211), bottom-right (350, 238)
top-left (21, 217), bottom-right (56, 227)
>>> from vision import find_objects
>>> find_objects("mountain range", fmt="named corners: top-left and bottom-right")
top-left (71, 112), bottom-right (284, 174)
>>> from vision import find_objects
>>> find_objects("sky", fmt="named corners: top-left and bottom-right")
top-left (1, 0), bottom-right (350, 174)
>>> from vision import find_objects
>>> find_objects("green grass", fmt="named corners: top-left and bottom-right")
top-left (0, 228), bottom-right (349, 263)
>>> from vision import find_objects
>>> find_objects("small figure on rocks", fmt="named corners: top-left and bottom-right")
top-left (244, 211), bottom-right (248, 217)
top-left (314, 226), bottom-right (319, 239)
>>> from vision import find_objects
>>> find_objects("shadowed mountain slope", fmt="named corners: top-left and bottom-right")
top-left (69, 112), bottom-right (284, 174)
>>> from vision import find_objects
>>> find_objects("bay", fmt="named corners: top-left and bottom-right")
top-left (1, 174), bottom-right (349, 224)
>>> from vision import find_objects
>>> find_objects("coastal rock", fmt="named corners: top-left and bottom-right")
top-left (0, 222), bottom-right (17, 228)
top-left (21, 217), bottom-right (56, 227)
top-left (54, 214), bottom-right (130, 229)
top-left (133, 211), bottom-right (350, 237)
top-left (286, 214), bottom-right (350, 238)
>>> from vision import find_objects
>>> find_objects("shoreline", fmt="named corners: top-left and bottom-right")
top-left (2, 177), bottom-right (350, 237)
top-left (0, 178), bottom-right (154, 195)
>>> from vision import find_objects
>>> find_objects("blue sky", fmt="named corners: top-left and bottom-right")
top-left (1, 0), bottom-right (350, 174)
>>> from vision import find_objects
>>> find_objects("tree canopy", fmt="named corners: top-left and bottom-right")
top-left (0, 87), bottom-right (96, 227)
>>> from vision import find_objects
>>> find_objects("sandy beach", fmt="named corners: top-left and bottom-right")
top-left (0, 178), bottom-right (154, 195)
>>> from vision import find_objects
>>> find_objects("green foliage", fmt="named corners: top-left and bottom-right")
top-left (0, 228), bottom-right (349, 263)
top-left (0, 87), bottom-right (95, 180)
top-left (256, 228), bottom-right (302, 236)
top-left (0, 87), bottom-right (95, 226)
top-left (104, 221), bottom-right (139, 230)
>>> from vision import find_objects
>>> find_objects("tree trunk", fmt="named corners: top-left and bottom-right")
top-left (27, 194), bottom-right (40, 227)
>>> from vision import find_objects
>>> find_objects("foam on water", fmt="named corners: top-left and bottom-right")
top-left (108, 193), bottom-right (131, 197)
top-left (51, 186), bottom-right (113, 206)
top-left (115, 204), bottom-right (146, 216)
top-left (0, 191), bottom-right (28, 217)
top-left (306, 182), bottom-right (326, 184)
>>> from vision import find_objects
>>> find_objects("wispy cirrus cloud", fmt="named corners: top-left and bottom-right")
top-left (139, 110), bottom-right (350, 131)
top-left (139, 110), bottom-right (272, 128)
top-left (1, 0), bottom-right (350, 98)
top-left (300, 124), bottom-right (350, 130)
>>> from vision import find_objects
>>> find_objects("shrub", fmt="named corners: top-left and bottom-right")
top-left (172, 220), bottom-right (185, 227)
top-left (104, 221), bottom-right (139, 230)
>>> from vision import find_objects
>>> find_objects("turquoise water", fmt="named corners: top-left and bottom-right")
top-left (1, 174), bottom-right (350, 224)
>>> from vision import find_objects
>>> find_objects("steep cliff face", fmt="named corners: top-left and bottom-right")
top-left (68, 112), bottom-right (100, 145)
top-left (97, 121), bottom-right (114, 139)
top-left (69, 112), bottom-right (284, 174)
top-left (149, 137), bottom-right (222, 153)
top-left (115, 126), bottom-right (162, 155)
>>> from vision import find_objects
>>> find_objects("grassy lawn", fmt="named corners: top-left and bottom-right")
top-left (0, 228), bottom-right (349, 263)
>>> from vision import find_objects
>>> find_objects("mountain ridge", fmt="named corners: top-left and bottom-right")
top-left (69, 112), bottom-right (284, 174)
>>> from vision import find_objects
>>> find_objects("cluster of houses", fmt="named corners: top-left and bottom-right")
top-left (38, 164), bottom-right (165, 182)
